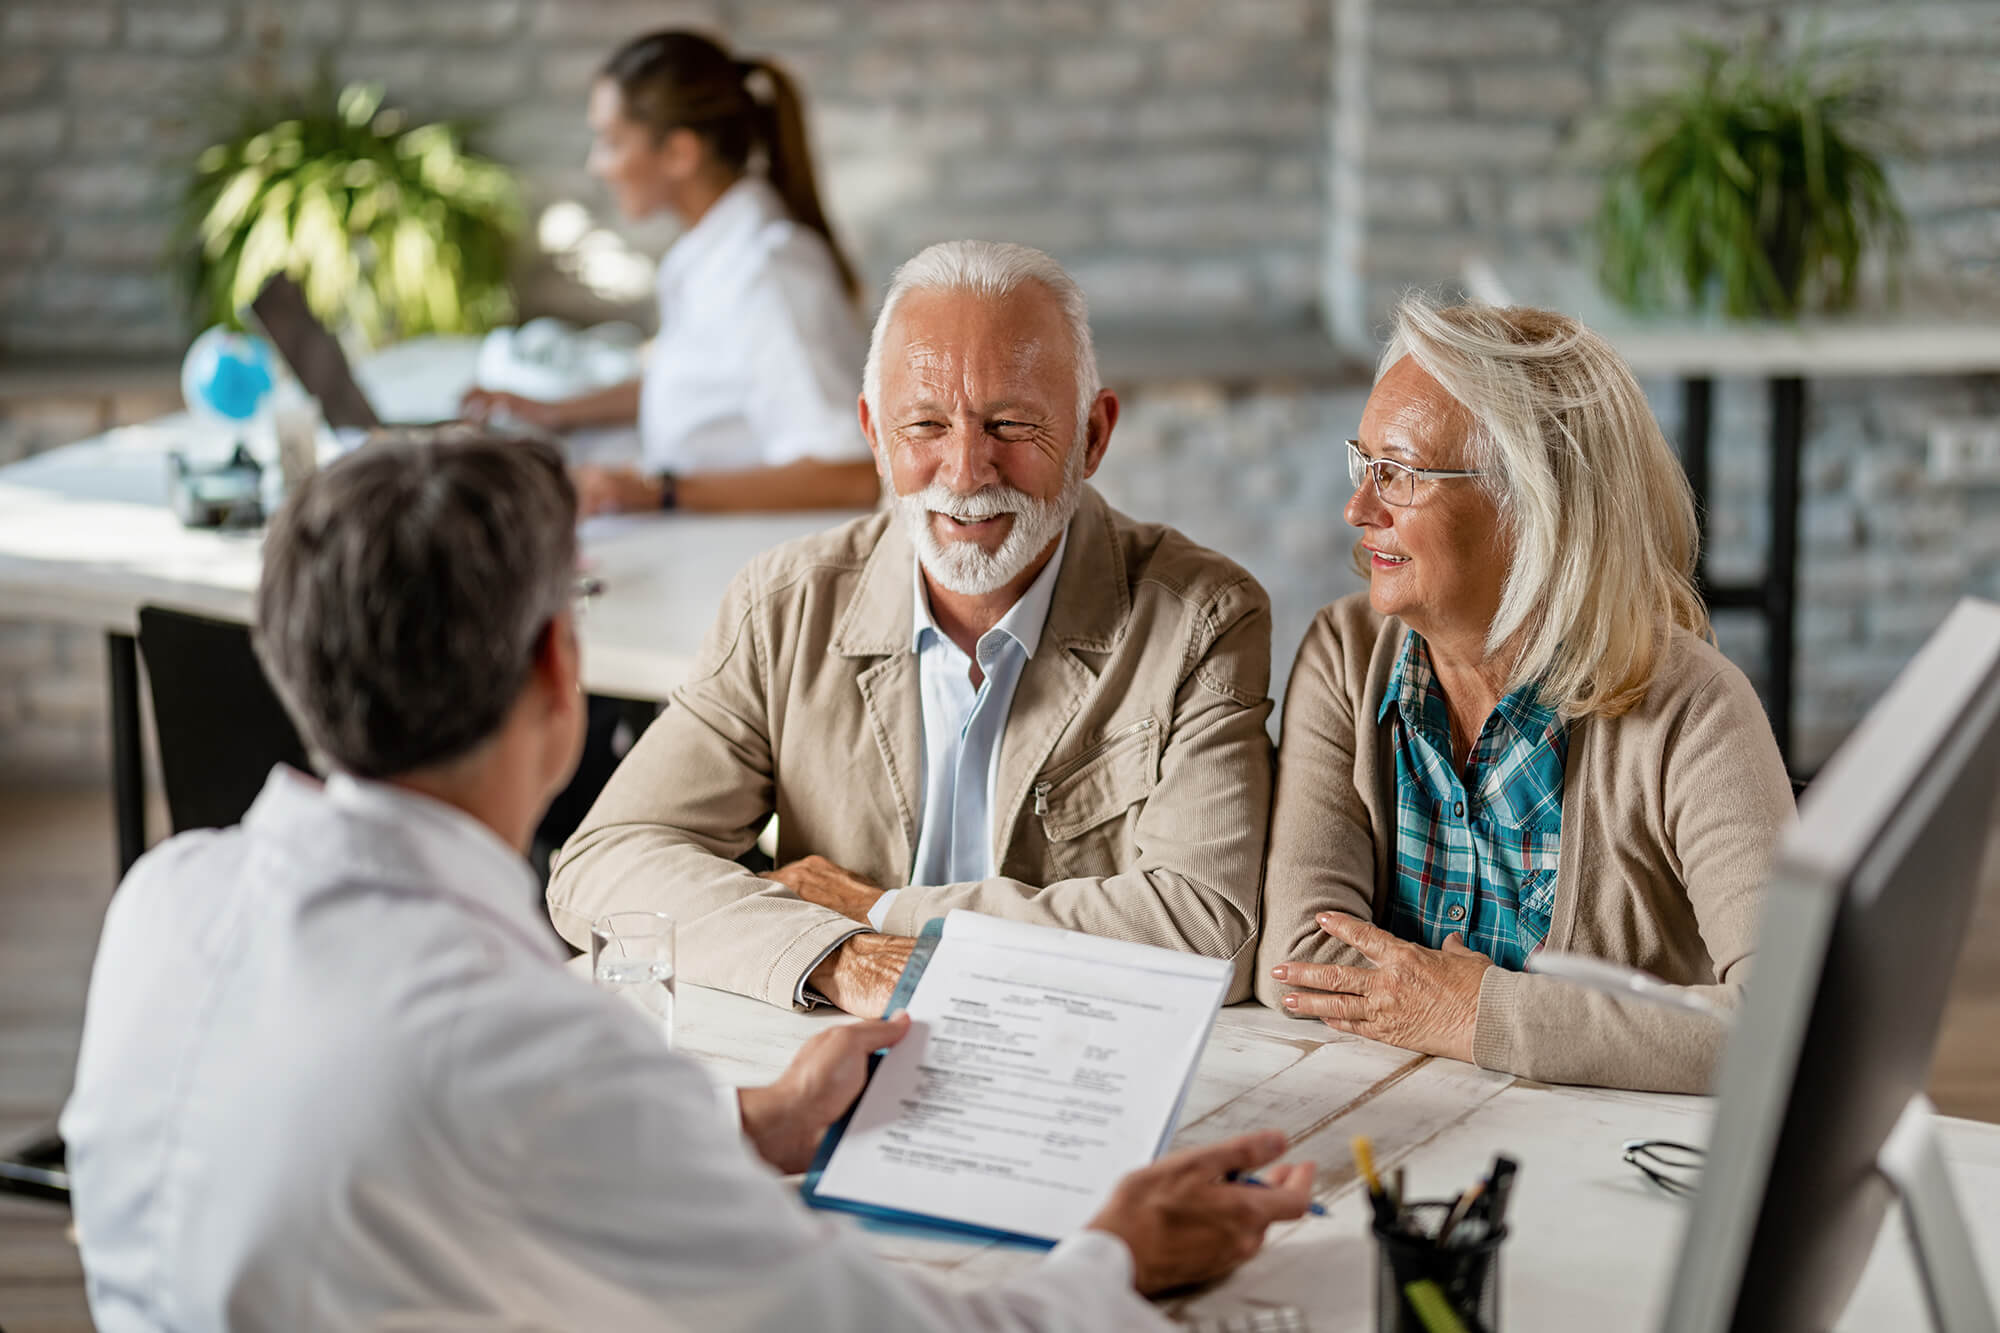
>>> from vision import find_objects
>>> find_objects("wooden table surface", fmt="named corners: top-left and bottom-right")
top-left (651, 975), bottom-right (2000, 1330)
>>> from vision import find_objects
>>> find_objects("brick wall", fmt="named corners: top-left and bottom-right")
top-left (0, 0), bottom-right (1329, 354)
top-left (1330, 0), bottom-right (2000, 341)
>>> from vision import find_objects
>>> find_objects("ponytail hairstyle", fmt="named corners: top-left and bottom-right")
top-left (601, 30), bottom-right (860, 302)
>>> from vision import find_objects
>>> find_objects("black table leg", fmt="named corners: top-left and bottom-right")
top-left (109, 629), bottom-right (145, 876)
top-left (1676, 373), bottom-right (1801, 772)
top-left (1681, 376), bottom-right (1714, 576)
top-left (1767, 376), bottom-right (1805, 764)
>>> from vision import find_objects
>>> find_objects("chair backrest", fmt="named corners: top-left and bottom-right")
top-left (137, 606), bottom-right (311, 834)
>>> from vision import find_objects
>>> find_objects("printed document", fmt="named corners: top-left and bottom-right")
top-left (809, 910), bottom-right (1232, 1242)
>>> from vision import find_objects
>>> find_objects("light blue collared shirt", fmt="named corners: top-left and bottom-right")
top-left (867, 530), bottom-right (1069, 929)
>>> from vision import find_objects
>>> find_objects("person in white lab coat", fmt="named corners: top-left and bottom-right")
top-left (462, 30), bottom-right (879, 517)
top-left (61, 429), bottom-right (1314, 1333)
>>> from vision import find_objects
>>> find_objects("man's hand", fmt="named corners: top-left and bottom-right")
top-left (769, 855), bottom-right (883, 924)
top-left (1270, 912), bottom-right (1491, 1063)
top-left (737, 1012), bottom-right (911, 1174)
top-left (806, 933), bottom-right (917, 1017)
top-left (572, 464), bottom-right (667, 517)
top-left (1088, 1130), bottom-right (1316, 1295)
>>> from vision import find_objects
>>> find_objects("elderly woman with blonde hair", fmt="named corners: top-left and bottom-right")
top-left (1257, 295), bottom-right (1793, 1094)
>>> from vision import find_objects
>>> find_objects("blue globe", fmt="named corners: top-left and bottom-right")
top-left (181, 327), bottom-right (277, 428)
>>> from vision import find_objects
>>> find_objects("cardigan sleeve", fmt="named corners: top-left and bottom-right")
top-left (1471, 662), bottom-right (1794, 1093)
top-left (1254, 606), bottom-right (1383, 1009)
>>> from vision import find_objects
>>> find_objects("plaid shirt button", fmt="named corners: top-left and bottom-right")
top-left (1447, 904), bottom-right (1466, 922)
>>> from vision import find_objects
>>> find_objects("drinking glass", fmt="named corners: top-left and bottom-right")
top-left (591, 911), bottom-right (676, 1046)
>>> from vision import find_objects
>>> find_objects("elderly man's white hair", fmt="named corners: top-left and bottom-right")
top-left (862, 240), bottom-right (1101, 440)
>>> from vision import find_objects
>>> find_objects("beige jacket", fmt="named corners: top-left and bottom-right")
top-left (550, 487), bottom-right (1275, 1007)
top-left (1256, 594), bottom-right (1794, 1094)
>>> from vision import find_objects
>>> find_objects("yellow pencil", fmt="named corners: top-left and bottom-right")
top-left (1352, 1135), bottom-right (1383, 1196)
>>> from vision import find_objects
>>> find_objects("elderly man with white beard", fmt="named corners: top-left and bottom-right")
top-left (547, 240), bottom-right (1275, 1015)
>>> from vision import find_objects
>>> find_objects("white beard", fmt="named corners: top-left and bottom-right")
top-left (893, 450), bottom-right (1086, 596)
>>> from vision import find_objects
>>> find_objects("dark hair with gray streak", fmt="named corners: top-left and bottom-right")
top-left (253, 427), bottom-right (578, 779)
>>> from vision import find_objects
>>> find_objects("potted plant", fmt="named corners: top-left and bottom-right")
top-left (174, 74), bottom-right (521, 347)
top-left (1595, 34), bottom-right (1908, 319)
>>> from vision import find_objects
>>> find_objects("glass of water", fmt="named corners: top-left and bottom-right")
top-left (591, 911), bottom-right (676, 1047)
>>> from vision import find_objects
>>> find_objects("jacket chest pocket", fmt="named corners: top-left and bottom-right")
top-left (1032, 717), bottom-right (1160, 875)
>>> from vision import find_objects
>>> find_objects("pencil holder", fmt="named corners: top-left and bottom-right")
top-left (1371, 1200), bottom-right (1505, 1333)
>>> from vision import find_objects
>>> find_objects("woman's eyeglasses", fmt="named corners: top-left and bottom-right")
top-left (1621, 1138), bottom-right (1704, 1197)
top-left (1345, 439), bottom-right (1486, 507)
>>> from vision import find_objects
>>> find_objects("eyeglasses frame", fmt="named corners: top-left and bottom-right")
top-left (1344, 438), bottom-right (1486, 507)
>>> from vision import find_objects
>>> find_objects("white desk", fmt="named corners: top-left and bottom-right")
top-left (0, 339), bottom-right (865, 865)
top-left (662, 978), bottom-right (2000, 1330)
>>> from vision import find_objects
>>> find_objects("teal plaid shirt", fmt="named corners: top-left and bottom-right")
top-left (1378, 632), bottom-right (1569, 971)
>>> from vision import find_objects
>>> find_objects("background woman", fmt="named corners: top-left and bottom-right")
top-left (1256, 296), bottom-right (1794, 1095)
top-left (462, 30), bottom-right (878, 515)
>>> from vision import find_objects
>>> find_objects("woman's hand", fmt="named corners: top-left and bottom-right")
top-left (1270, 912), bottom-right (1491, 1064)
top-left (572, 464), bottom-right (667, 516)
top-left (459, 387), bottom-right (565, 430)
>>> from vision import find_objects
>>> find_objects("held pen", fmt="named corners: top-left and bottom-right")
top-left (1225, 1171), bottom-right (1328, 1216)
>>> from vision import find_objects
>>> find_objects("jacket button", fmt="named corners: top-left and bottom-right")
top-left (1447, 904), bottom-right (1466, 923)
top-left (1453, 800), bottom-right (1465, 819)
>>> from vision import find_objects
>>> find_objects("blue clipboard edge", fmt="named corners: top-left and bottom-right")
top-left (798, 918), bottom-right (1061, 1251)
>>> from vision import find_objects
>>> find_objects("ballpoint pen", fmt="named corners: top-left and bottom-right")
top-left (1225, 1171), bottom-right (1329, 1216)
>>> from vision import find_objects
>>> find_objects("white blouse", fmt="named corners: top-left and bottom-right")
top-left (638, 176), bottom-right (871, 476)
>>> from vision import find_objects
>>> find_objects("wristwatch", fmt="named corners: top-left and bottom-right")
top-left (657, 471), bottom-right (679, 511)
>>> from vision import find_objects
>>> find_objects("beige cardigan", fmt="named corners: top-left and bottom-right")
top-left (1256, 594), bottom-right (1795, 1094)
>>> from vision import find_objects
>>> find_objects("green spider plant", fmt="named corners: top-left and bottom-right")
top-left (1595, 35), bottom-right (1909, 320)
top-left (174, 75), bottom-right (520, 347)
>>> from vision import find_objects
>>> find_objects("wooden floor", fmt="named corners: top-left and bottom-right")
top-left (1, 786), bottom-right (1998, 1330)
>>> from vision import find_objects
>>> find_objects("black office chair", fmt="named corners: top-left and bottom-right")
top-left (137, 605), bottom-right (311, 833)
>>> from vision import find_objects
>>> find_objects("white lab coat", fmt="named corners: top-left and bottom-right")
top-left (637, 176), bottom-right (871, 477)
top-left (61, 768), bottom-right (1168, 1332)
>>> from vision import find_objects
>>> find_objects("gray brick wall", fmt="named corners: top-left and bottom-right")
top-left (0, 0), bottom-right (1329, 353)
top-left (1331, 0), bottom-right (2000, 339)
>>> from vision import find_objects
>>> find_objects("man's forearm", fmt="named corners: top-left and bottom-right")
top-left (549, 831), bottom-right (867, 1007)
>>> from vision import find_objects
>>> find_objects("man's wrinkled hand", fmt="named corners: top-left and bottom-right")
top-left (1087, 1130), bottom-right (1315, 1295)
top-left (1269, 912), bottom-right (1490, 1063)
top-left (806, 933), bottom-right (917, 1017)
top-left (769, 855), bottom-right (883, 924)
top-left (738, 1012), bottom-right (911, 1174)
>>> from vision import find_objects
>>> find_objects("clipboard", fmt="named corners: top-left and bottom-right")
top-left (798, 918), bottom-right (1056, 1247)
top-left (798, 913), bottom-right (1228, 1249)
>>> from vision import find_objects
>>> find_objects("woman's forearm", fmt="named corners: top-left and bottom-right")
top-left (553, 379), bottom-right (643, 429)
top-left (675, 458), bottom-right (880, 513)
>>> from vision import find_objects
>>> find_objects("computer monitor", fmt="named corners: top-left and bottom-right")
top-left (1662, 596), bottom-right (2000, 1333)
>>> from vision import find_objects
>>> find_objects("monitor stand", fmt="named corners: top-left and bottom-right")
top-left (1878, 1095), bottom-right (1998, 1333)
